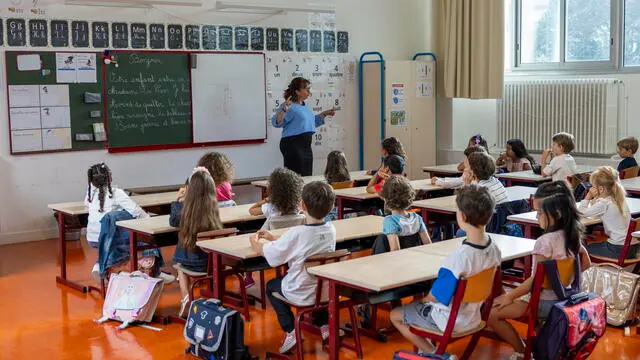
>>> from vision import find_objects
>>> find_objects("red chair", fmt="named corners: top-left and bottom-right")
top-left (620, 166), bottom-right (640, 180)
top-left (265, 249), bottom-right (363, 360)
top-left (408, 266), bottom-right (501, 360)
top-left (589, 218), bottom-right (640, 272)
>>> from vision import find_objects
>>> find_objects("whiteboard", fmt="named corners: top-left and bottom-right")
top-left (191, 53), bottom-right (267, 144)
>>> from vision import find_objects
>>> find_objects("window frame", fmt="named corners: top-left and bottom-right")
top-left (513, 0), bottom-right (621, 72)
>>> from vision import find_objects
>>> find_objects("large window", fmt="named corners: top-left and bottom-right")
top-left (514, 0), bottom-right (625, 70)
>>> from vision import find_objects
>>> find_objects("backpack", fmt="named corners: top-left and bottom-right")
top-left (183, 298), bottom-right (253, 360)
top-left (95, 271), bottom-right (164, 329)
top-left (393, 350), bottom-right (457, 360)
top-left (533, 261), bottom-right (607, 360)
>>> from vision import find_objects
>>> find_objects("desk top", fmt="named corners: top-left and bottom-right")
top-left (411, 186), bottom-right (536, 213)
top-left (116, 204), bottom-right (262, 235)
top-left (622, 177), bottom-right (640, 192)
top-left (251, 171), bottom-right (372, 188)
top-left (197, 215), bottom-right (384, 260)
top-left (495, 165), bottom-right (600, 182)
top-left (48, 191), bottom-right (179, 216)
top-left (333, 179), bottom-right (444, 200)
top-left (308, 234), bottom-right (535, 292)
top-left (422, 164), bottom-right (462, 175)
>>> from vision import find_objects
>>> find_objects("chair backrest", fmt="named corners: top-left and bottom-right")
top-left (567, 172), bottom-right (591, 188)
top-left (196, 227), bottom-right (238, 240)
top-left (620, 166), bottom-right (640, 179)
top-left (305, 249), bottom-right (351, 305)
top-left (330, 180), bottom-right (355, 190)
top-left (462, 267), bottom-right (498, 303)
top-left (617, 218), bottom-right (640, 265)
top-left (267, 214), bottom-right (307, 230)
top-left (371, 233), bottom-right (423, 254)
top-left (542, 257), bottom-right (575, 289)
top-left (486, 199), bottom-right (531, 234)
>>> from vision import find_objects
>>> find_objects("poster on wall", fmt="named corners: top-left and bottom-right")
top-left (390, 83), bottom-right (406, 106)
top-left (390, 110), bottom-right (407, 126)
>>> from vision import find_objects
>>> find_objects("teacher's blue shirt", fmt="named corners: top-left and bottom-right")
top-left (271, 103), bottom-right (325, 138)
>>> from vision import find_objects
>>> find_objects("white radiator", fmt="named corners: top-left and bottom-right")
top-left (497, 79), bottom-right (622, 155)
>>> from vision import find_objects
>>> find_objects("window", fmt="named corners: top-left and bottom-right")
top-left (515, 0), bottom-right (616, 69)
top-left (624, 0), bottom-right (640, 66)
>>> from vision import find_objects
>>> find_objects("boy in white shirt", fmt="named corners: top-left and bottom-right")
top-left (250, 181), bottom-right (337, 354)
top-left (541, 132), bottom-right (578, 183)
top-left (390, 184), bottom-right (502, 355)
top-left (464, 152), bottom-right (509, 205)
top-left (431, 145), bottom-right (486, 189)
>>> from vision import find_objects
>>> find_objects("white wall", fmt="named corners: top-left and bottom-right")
top-left (0, 0), bottom-right (432, 245)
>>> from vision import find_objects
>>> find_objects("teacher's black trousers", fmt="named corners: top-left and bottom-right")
top-left (279, 132), bottom-right (313, 176)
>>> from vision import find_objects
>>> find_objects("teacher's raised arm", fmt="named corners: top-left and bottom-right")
top-left (271, 77), bottom-right (338, 176)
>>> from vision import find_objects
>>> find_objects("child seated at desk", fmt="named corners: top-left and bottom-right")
top-left (86, 163), bottom-right (167, 282)
top-left (250, 181), bottom-right (337, 353)
top-left (457, 134), bottom-right (489, 171)
top-left (197, 152), bottom-right (235, 205)
top-left (169, 167), bottom-right (224, 317)
top-left (496, 139), bottom-right (535, 172)
top-left (579, 167), bottom-right (634, 259)
top-left (464, 151), bottom-right (508, 205)
top-left (366, 154), bottom-right (405, 194)
top-left (369, 137), bottom-right (407, 175)
top-left (431, 145), bottom-right (486, 189)
top-left (324, 150), bottom-right (351, 221)
top-left (488, 181), bottom-right (591, 360)
top-left (390, 184), bottom-right (502, 355)
top-left (541, 132), bottom-right (578, 183)
top-left (616, 136), bottom-right (638, 172)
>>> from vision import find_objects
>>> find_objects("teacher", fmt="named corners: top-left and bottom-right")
top-left (271, 77), bottom-right (336, 176)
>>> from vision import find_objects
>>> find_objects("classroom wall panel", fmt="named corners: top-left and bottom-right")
top-left (362, 62), bottom-right (383, 172)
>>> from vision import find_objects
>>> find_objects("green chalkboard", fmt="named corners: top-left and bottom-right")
top-left (5, 51), bottom-right (104, 152)
top-left (104, 52), bottom-right (191, 149)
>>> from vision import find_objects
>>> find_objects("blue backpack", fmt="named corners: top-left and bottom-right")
top-left (183, 299), bottom-right (254, 360)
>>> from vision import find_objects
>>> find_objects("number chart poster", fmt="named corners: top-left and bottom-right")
top-left (265, 53), bottom-right (357, 160)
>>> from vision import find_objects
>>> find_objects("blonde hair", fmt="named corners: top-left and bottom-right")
top-left (589, 166), bottom-right (628, 216)
top-left (179, 170), bottom-right (223, 251)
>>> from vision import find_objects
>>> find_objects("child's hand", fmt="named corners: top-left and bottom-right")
top-left (431, 177), bottom-right (438, 185)
top-left (256, 229), bottom-right (275, 241)
top-left (492, 293), bottom-right (513, 309)
top-left (249, 234), bottom-right (261, 252)
top-left (542, 149), bottom-right (553, 160)
top-left (177, 186), bottom-right (187, 202)
top-left (586, 187), bottom-right (599, 200)
top-left (462, 168), bottom-right (474, 184)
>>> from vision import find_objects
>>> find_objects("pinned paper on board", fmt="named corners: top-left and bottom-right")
top-left (40, 85), bottom-right (70, 107)
top-left (56, 53), bottom-right (77, 83)
top-left (41, 106), bottom-right (71, 128)
top-left (416, 81), bottom-right (433, 98)
top-left (9, 85), bottom-right (40, 108)
top-left (10, 107), bottom-right (41, 130)
top-left (416, 62), bottom-right (428, 80)
top-left (17, 54), bottom-right (42, 71)
top-left (390, 110), bottom-right (407, 126)
top-left (76, 53), bottom-right (97, 83)
top-left (42, 128), bottom-right (72, 150)
top-left (11, 129), bottom-right (43, 153)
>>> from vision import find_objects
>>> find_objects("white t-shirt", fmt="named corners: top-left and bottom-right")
top-left (579, 197), bottom-right (630, 246)
top-left (542, 154), bottom-right (578, 182)
top-left (84, 185), bottom-right (149, 244)
top-left (428, 237), bottom-right (501, 333)
top-left (263, 223), bottom-right (337, 306)
top-left (476, 177), bottom-right (509, 205)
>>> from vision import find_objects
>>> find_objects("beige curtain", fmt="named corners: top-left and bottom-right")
top-left (434, 0), bottom-right (504, 99)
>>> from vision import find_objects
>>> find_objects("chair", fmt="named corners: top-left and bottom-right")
top-left (568, 172), bottom-right (592, 188)
top-left (171, 228), bottom-right (238, 323)
top-left (620, 166), bottom-right (640, 179)
top-left (265, 249), bottom-right (363, 360)
top-left (408, 266), bottom-right (501, 360)
top-left (266, 214), bottom-right (307, 230)
top-left (589, 218), bottom-right (640, 272)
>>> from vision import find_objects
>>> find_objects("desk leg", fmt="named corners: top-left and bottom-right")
top-left (261, 187), bottom-right (268, 199)
top-left (506, 179), bottom-right (513, 187)
top-left (421, 209), bottom-right (429, 224)
top-left (337, 197), bottom-right (344, 220)
top-left (328, 280), bottom-right (339, 360)
top-left (212, 253), bottom-right (224, 301)
top-left (129, 231), bottom-right (138, 272)
top-left (55, 212), bottom-right (92, 293)
top-left (523, 224), bottom-right (532, 239)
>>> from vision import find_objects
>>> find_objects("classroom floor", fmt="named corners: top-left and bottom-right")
top-left (2, 238), bottom-right (640, 360)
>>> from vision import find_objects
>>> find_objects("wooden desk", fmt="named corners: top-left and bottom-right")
top-left (622, 177), bottom-right (640, 196)
top-left (309, 234), bottom-right (535, 360)
top-left (496, 165), bottom-right (600, 187)
top-left (422, 164), bottom-right (462, 178)
top-left (332, 179), bottom-right (445, 219)
top-left (124, 177), bottom-right (268, 195)
top-left (115, 204), bottom-right (264, 272)
top-left (47, 191), bottom-right (178, 294)
top-left (251, 171), bottom-right (373, 198)
top-left (507, 197), bottom-right (640, 238)
top-left (411, 186), bottom-right (537, 223)
top-left (196, 215), bottom-right (384, 301)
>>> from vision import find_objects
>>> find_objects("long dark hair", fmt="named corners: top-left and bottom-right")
top-left (268, 168), bottom-right (303, 216)
top-left (324, 150), bottom-right (350, 183)
top-left (507, 138), bottom-right (535, 165)
top-left (87, 163), bottom-right (114, 213)
top-left (534, 181), bottom-right (584, 257)
top-left (283, 77), bottom-right (310, 103)
top-left (382, 137), bottom-right (407, 159)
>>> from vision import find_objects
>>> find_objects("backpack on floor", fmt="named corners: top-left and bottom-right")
top-left (95, 271), bottom-right (164, 329)
top-left (393, 350), bottom-right (457, 360)
top-left (183, 298), bottom-right (253, 360)
top-left (533, 260), bottom-right (606, 360)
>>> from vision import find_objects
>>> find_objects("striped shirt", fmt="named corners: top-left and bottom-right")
top-left (476, 177), bottom-right (508, 205)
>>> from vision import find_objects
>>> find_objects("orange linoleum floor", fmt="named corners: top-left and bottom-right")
top-left (1, 238), bottom-right (640, 360)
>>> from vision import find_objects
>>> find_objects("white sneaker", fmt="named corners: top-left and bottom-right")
top-left (279, 331), bottom-right (297, 354)
top-left (158, 272), bottom-right (176, 284)
top-left (91, 263), bottom-right (100, 281)
top-left (320, 325), bottom-right (345, 341)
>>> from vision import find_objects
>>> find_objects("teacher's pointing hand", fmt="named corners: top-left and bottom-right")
top-left (321, 107), bottom-right (337, 118)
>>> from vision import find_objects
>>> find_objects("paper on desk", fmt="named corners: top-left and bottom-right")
top-left (17, 54), bottom-right (41, 71)
top-left (10, 107), bottom-right (41, 130)
top-left (9, 85), bottom-right (40, 108)
top-left (11, 129), bottom-right (43, 153)
top-left (41, 106), bottom-right (71, 128)
top-left (42, 128), bottom-right (72, 150)
top-left (40, 85), bottom-right (70, 107)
